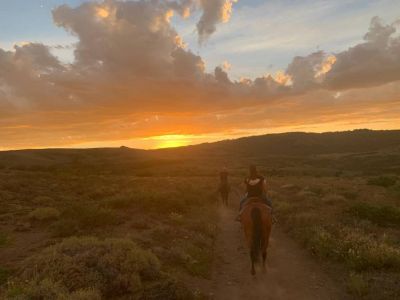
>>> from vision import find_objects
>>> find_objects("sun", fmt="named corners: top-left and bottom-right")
top-left (157, 139), bottom-right (188, 148)
top-left (145, 134), bottom-right (192, 149)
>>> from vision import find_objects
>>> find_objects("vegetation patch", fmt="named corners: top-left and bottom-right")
top-left (62, 204), bottom-right (119, 230)
top-left (50, 219), bottom-right (80, 237)
top-left (367, 176), bottom-right (397, 188)
top-left (0, 266), bottom-right (10, 285)
top-left (5, 237), bottom-right (193, 299)
top-left (275, 176), bottom-right (400, 299)
top-left (0, 232), bottom-right (8, 247)
top-left (28, 207), bottom-right (60, 222)
top-left (102, 194), bottom-right (134, 210)
top-left (347, 273), bottom-right (369, 297)
top-left (347, 202), bottom-right (400, 227)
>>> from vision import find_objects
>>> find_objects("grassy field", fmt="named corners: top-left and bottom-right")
top-left (271, 175), bottom-right (400, 299)
top-left (0, 168), bottom-right (218, 299)
top-left (0, 130), bottom-right (399, 299)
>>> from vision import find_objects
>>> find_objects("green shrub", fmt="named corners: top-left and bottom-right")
top-left (346, 238), bottom-right (400, 271)
top-left (168, 212), bottom-right (184, 225)
top-left (32, 196), bottom-right (54, 205)
top-left (102, 195), bottom-right (134, 210)
top-left (141, 276), bottom-right (195, 300)
top-left (390, 184), bottom-right (400, 199)
top-left (0, 233), bottom-right (7, 247)
top-left (367, 176), bottom-right (397, 187)
top-left (304, 226), bottom-right (338, 259)
top-left (348, 202), bottom-right (400, 227)
top-left (5, 279), bottom-right (102, 300)
top-left (0, 266), bottom-right (10, 285)
top-left (28, 207), bottom-right (60, 222)
top-left (51, 219), bottom-right (80, 237)
top-left (322, 193), bottom-right (346, 205)
top-left (8, 237), bottom-right (191, 299)
top-left (62, 204), bottom-right (119, 230)
top-left (67, 288), bottom-right (102, 300)
top-left (6, 278), bottom-right (68, 299)
top-left (183, 244), bottom-right (213, 279)
top-left (340, 190), bottom-right (358, 200)
top-left (347, 273), bottom-right (369, 297)
top-left (138, 190), bottom-right (187, 214)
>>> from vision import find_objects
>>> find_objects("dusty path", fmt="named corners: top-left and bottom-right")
top-left (211, 205), bottom-right (348, 300)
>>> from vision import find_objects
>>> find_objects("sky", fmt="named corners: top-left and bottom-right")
top-left (0, 0), bottom-right (399, 149)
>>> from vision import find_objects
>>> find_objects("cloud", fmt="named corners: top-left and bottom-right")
top-left (196, 0), bottom-right (237, 43)
top-left (324, 16), bottom-right (400, 89)
top-left (0, 1), bottom-right (399, 149)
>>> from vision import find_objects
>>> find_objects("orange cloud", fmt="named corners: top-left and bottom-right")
top-left (96, 7), bottom-right (110, 18)
top-left (315, 55), bottom-right (336, 79)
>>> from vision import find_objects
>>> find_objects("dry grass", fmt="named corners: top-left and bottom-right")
top-left (0, 169), bottom-right (217, 299)
top-left (0, 136), bottom-right (399, 299)
top-left (28, 207), bottom-right (60, 222)
top-left (274, 176), bottom-right (400, 300)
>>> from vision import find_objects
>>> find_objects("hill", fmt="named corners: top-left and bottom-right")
top-left (1, 129), bottom-right (400, 176)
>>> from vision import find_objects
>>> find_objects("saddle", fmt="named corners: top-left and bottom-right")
top-left (243, 197), bottom-right (271, 210)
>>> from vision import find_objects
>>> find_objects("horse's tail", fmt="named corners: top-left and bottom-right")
top-left (251, 207), bottom-right (263, 263)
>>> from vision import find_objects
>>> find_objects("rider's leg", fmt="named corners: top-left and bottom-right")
top-left (261, 194), bottom-right (272, 208)
top-left (236, 194), bottom-right (248, 221)
top-left (262, 194), bottom-right (277, 223)
top-left (239, 193), bottom-right (248, 210)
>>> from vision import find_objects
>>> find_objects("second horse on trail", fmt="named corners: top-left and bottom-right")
top-left (219, 168), bottom-right (230, 206)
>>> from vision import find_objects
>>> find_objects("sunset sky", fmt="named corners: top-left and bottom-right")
top-left (1, 0), bottom-right (400, 150)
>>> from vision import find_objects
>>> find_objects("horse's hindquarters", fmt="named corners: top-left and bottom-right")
top-left (240, 203), bottom-right (273, 274)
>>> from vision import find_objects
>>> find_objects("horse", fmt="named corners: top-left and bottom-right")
top-left (219, 183), bottom-right (230, 206)
top-left (240, 198), bottom-right (273, 275)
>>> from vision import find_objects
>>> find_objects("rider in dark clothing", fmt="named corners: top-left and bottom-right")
top-left (219, 167), bottom-right (230, 190)
top-left (239, 165), bottom-right (272, 211)
top-left (220, 168), bottom-right (228, 185)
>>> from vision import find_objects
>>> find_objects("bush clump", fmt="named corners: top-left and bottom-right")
top-left (0, 266), bottom-right (10, 285)
top-left (62, 204), bottom-right (119, 230)
top-left (6, 237), bottom-right (192, 299)
top-left (50, 219), bottom-right (80, 237)
top-left (28, 207), bottom-right (60, 222)
top-left (367, 176), bottom-right (397, 187)
top-left (102, 195), bottom-right (133, 210)
top-left (0, 232), bottom-right (7, 247)
top-left (348, 202), bottom-right (400, 227)
top-left (5, 279), bottom-right (102, 300)
top-left (347, 273), bottom-right (369, 297)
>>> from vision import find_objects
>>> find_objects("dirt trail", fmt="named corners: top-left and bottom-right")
top-left (211, 205), bottom-right (348, 300)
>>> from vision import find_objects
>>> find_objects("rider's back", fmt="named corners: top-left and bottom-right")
top-left (245, 175), bottom-right (264, 197)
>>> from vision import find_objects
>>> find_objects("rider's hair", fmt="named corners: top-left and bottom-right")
top-left (249, 164), bottom-right (258, 179)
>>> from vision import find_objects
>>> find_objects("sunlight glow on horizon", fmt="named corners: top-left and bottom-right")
top-left (0, 1), bottom-right (399, 151)
top-left (143, 134), bottom-right (195, 149)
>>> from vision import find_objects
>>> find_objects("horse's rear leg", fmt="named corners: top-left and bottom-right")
top-left (251, 256), bottom-right (256, 275)
top-left (262, 250), bottom-right (267, 271)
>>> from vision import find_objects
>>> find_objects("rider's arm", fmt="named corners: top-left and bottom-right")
top-left (262, 179), bottom-right (268, 194)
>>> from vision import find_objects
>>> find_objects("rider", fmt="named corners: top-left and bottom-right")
top-left (219, 167), bottom-right (230, 192)
top-left (219, 167), bottom-right (229, 185)
top-left (239, 165), bottom-right (272, 212)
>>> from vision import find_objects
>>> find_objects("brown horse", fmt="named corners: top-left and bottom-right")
top-left (219, 183), bottom-right (230, 206)
top-left (240, 198), bottom-right (272, 275)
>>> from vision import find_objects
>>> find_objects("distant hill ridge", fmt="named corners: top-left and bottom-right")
top-left (179, 129), bottom-right (400, 156)
top-left (1, 129), bottom-right (400, 167)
